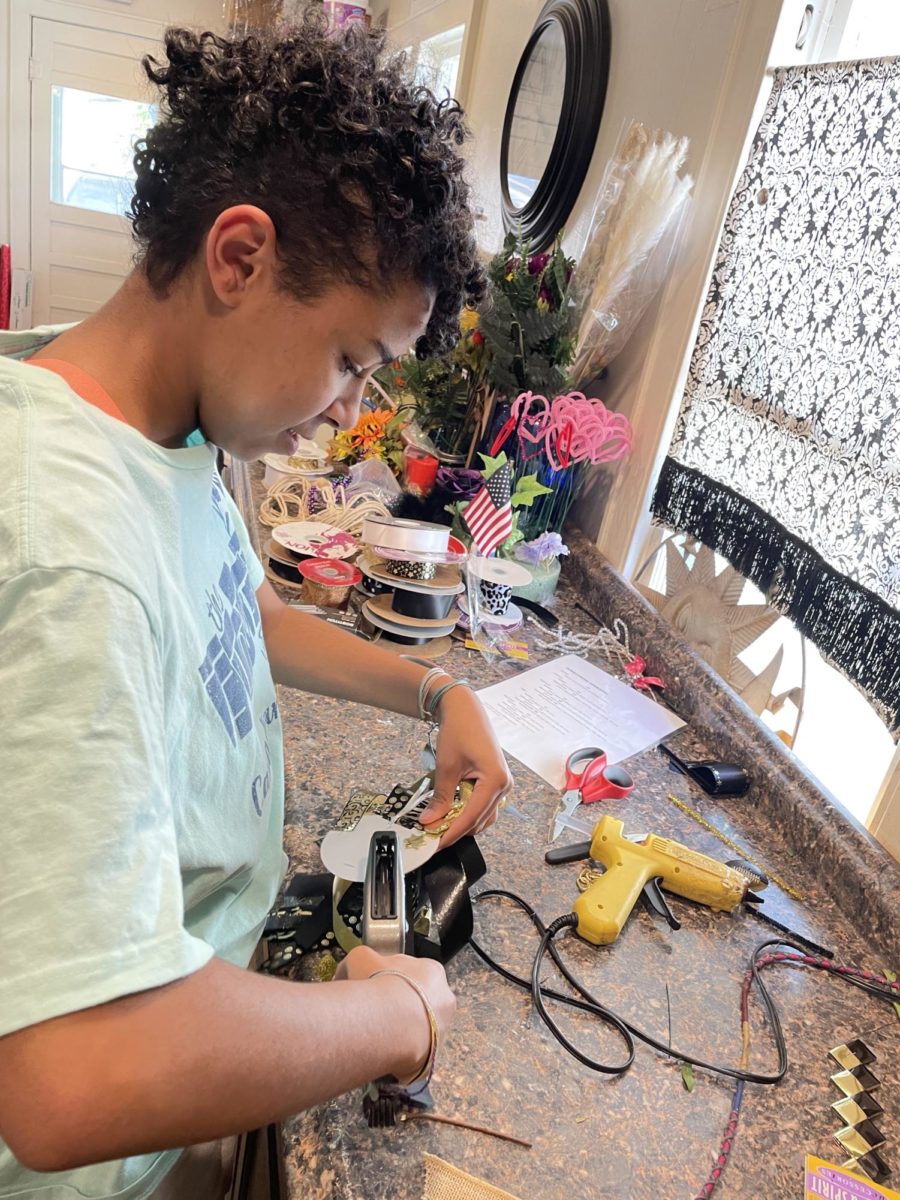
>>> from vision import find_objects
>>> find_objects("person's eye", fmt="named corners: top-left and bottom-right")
top-left (342, 356), bottom-right (363, 379)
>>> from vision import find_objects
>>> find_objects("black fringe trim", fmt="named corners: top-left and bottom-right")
top-left (651, 458), bottom-right (900, 739)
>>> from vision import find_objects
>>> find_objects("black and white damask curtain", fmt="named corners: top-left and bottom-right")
top-left (652, 58), bottom-right (900, 736)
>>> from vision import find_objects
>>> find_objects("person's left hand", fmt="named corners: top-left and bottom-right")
top-left (418, 685), bottom-right (512, 846)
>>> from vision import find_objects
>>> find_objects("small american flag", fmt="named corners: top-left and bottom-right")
top-left (463, 461), bottom-right (513, 555)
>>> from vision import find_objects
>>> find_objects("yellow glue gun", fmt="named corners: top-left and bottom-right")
top-left (573, 814), bottom-right (751, 946)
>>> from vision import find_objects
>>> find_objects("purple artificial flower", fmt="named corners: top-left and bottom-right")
top-left (528, 252), bottom-right (550, 275)
top-left (436, 467), bottom-right (484, 500)
top-left (514, 531), bottom-right (570, 564)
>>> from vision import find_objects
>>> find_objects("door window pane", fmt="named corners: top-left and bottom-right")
top-left (50, 85), bottom-right (156, 217)
top-left (411, 24), bottom-right (465, 98)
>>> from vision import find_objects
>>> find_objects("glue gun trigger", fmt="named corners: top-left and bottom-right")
top-left (641, 878), bottom-right (681, 931)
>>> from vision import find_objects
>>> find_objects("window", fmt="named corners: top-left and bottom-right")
top-left (409, 23), bottom-right (466, 98)
top-left (50, 86), bottom-right (156, 217)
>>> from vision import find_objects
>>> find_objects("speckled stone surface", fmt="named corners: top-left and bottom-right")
top-left (563, 528), bottom-right (900, 962)
top-left (234, 463), bottom-right (900, 1200)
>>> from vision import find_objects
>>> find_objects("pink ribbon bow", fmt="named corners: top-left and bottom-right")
top-left (624, 655), bottom-right (665, 691)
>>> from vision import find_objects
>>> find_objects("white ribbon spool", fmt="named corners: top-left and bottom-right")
top-left (361, 516), bottom-right (451, 555)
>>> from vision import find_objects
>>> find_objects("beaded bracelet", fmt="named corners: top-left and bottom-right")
top-left (370, 969), bottom-right (439, 1094)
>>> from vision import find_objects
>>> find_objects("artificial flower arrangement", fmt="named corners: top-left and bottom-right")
top-left (477, 230), bottom-right (578, 399)
top-left (489, 390), bottom-right (634, 539)
top-left (371, 231), bottom-right (579, 471)
top-left (330, 406), bottom-right (407, 477)
top-left (514, 530), bottom-right (570, 566)
top-left (374, 353), bottom-right (470, 459)
top-left (371, 305), bottom-right (489, 463)
top-left (444, 450), bottom-right (551, 555)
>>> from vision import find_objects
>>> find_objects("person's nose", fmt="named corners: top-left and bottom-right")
top-left (326, 376), bottom-right (368, 431)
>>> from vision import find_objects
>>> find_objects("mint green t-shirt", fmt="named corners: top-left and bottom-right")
top-left (0, 332), bottom-right (286, 1198)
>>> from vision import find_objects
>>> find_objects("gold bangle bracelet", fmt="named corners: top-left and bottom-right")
top-left (369, 969), bottom-right (439, 1091)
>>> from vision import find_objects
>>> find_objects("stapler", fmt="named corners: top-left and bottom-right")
top-left (360, 830), bottom-right (434, 1126)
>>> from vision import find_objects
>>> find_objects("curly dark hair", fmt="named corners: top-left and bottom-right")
top-left (131, 15), bottom-right (485, 357)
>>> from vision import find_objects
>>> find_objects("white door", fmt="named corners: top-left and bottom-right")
top-left (29, 18), bottom-right (161, 325)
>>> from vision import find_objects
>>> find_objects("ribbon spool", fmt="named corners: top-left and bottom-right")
top-left (361, 516), bottom-right (450, 555)
top-left (268, 556), bottom-right (303, 585)
top-left (386, 558), bottom-right (437, 582)
top-left (298, 558), bottom-right (362, 609)
top-left (364, 556), bottom-right (462, 592)
top-left (479, 580), bottom-right (513, 616)
top-left (264, 537), bottom-right (305, 584)
top-left (391, 587), bottom-right (458, 621)
top-left (360, 602), bottom-right (456, 647)
top-left (357, 573), bottom-right (394, 597)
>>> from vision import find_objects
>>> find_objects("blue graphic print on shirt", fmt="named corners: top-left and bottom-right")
top-left (198, 477), bottom-right (264, 748)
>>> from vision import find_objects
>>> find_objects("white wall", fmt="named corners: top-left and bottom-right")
top-left (462, 0), bottom-right (544, 246)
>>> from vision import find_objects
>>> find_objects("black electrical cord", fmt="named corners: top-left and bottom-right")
top-left (470, 889), bottom-right (900, 1086)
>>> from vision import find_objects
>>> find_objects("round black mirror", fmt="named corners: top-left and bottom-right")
top-left (500, 0), bottom-right (611, 250)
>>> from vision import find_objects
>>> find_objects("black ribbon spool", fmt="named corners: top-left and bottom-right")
top-left (268, 556), bottom-right (303, 584)
top-left (358, 574), bottom-right (394, 597)
top-left (275, 837), bottom-right (487, 964)
top-left (380, 629), bottom-right (435, 646)
top-left (391, 587), bottom-right (456, 621)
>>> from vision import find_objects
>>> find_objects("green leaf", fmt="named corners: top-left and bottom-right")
top-left (511, 474), bottom-right (553, 508)
top-left (477, 450), bottom-right (508, 479)
top-left (553, 250), bottom-right (568, 298)
top-left (680, 1063), bottom-right (695, 1093)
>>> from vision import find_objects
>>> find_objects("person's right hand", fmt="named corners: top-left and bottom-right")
top-left (335, 945), bottom-right (456, 1084)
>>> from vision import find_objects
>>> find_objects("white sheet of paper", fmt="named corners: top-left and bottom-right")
top-left (320, 814), bottom-right (443, 882)
top-left (477, 654), bottom-right (685, 789)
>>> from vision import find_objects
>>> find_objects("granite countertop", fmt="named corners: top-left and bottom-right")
top-left (234, 462), bottom-right (900, 1200)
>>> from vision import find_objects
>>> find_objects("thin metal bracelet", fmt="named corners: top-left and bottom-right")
top-left (415, 667), bottom-right (450, 722)
top-left (369, 969), bottom-right (439, 1092)
top-left (425, 678), bottom-right (471, 722)
top-left (400, 656), bottom-right (447, 721)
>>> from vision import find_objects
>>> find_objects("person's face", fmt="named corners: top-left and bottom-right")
top-left (195, 207), bottom-right (433, 461)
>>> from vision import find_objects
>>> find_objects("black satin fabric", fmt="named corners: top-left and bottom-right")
top-left (413, 837), bottom-right (487, 962)
top-left (276, 837), bottom-right (486, 964)
top-left (390, 588), bottom-right (457, 621)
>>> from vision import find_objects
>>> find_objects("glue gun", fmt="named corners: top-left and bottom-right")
top-left (558, 814), bottom-right (752, 946)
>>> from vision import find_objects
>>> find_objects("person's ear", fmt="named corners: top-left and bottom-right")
top-left (204, 205), bottom-right (277, 309)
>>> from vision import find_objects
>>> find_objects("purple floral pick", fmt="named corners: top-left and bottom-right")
top-left (437, 467), bottom-right (483, 500)
top-left (528, 252), bottom-right (550, 275)
top-left (515, 531), bottom-right (570, 564)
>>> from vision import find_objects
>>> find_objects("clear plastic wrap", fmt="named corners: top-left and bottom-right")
top-left (572, 121), bottom-right (693, 385)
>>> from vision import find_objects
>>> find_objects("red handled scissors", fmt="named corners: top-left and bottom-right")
top-left (550, 746), bottom-right (634, 841)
